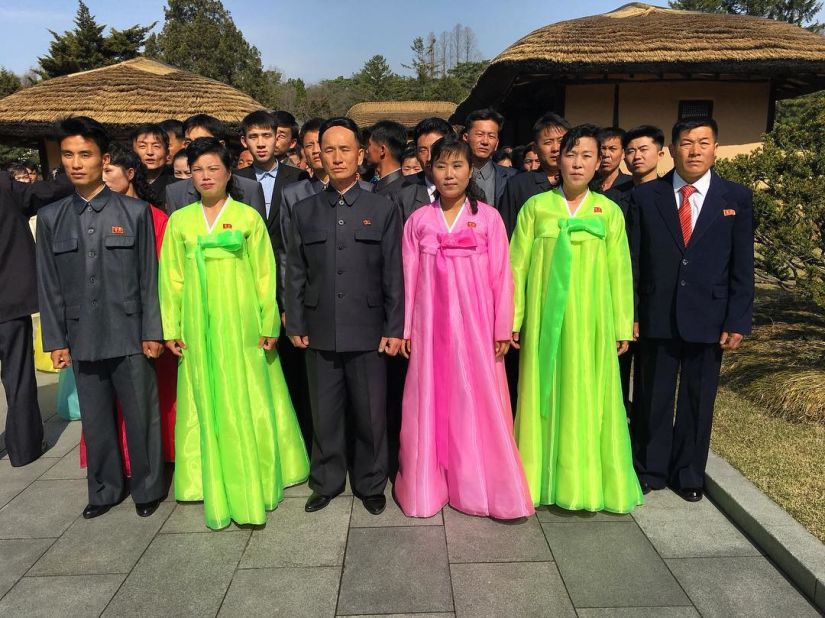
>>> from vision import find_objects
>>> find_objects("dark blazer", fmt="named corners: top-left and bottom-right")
top-left (374, 168), bottom-right (407, 198)
top-left (0, 172), bottom-right (73, 322)
top-left (164, 174), bottom-right (266, 216)
top-left (390, 173), bottom-right (432, 222)
top-left (35, 187), bottom-right (163, 360)
top-left (286, 183), bottom-right (403, 352)
top-left (603, 178), bottom-right (636, 218)
top-left (498, 170), bottom-right (556, 237)
top-left (492, 162), bottom-right (517, 207)
top-left (629, 170), bottom-right (754, 343)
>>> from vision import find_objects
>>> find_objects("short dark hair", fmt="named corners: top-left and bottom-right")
top-left (183, 114), bottom-right (225, 141)
top-left (241, 110), bottom-right (276, 136)
top-left (464, 108), bottom-right (505, 133)
top-left (493, 149), bottom-right (512, 164)
top-left (413, 117), bottom-right (454, 144)
top-left (401, 145), bottom-right (417, 162)
top-left (299, 117), bottom-right (325, 145)
top-left (560, 123), bottom-right (602, 156)
top-left (159, 119), bottom-right (184, 141)
top-left (56, 116), bottom-right (110, 155)
top-left (369, 120), bottom-right (407, 163)
top-left (532, 112), bottom-right (570, 137)
top-left (318, 117), bottom-right (362, 146)
top-left (597, 126), bottom-right (625, 145)
top-left (185, 137), bottom-right (242, 201)
top-left (130, 123), bottom-right (170, 151)
top-left (622, 125), bottom-right (665, 150)
top-left (671, 118), bottom-right (718, 144)
top-left (272, 110), bottom-right (299, 141)
top-left (172, 149), bottom-right (189, 163)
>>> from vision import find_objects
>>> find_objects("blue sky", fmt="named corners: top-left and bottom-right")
top-left (0, 0), bottom-right (661, 82)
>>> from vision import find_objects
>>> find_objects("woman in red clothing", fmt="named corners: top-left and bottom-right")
top-left (78, 143), bottom-right (177, 472)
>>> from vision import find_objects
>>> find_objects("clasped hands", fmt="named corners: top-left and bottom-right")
top-left (290, 335), bottom-right (403, 357)
top-left (400, 339), bottom-right (511, 360)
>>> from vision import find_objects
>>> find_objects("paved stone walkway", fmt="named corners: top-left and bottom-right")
top-left (0, 372), bottom-right (819, 617)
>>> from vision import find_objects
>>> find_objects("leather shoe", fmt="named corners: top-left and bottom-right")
top-left (82, 503), bottom-right (112, 519)
top-left (135, 499), bottom-right (161, 517)
top-left (305, 492), bottom-right (332, 513)
top-left (362, 494), bottom-right (386, 515)
top-left (675, 487), bottom-right (703, 502)
top-left (640, 480), bottom-right (652, 495)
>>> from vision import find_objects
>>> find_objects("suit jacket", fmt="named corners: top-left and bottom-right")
top-left (390, 173), bottom-right (432, 222)
top-left (498, 169), bottom-right (557, 237)
top-left (164, 174), bottom-right (266, 217)
top-left (629, 170), bottom-right (754, 343)
top-left (0, 172), bottom-right (73, 322)
top-left (603, 178), bottom-right (635, 217)
top-left (35, 187), bottom-right (163, 360)
top-left (374, 168), bottom-right (407, 198)
top-left (286, 183), bottom-right (403, 352)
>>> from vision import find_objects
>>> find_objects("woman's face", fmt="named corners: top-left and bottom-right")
top-left (431, 151), bottom-right (471, 202)
top-left (173, 157), bottom-right (191, 179)
top-left (559, 137), bottom-right (600, 193)
top-left (102, 163), bottom-right (133, 195)
top-left (190, 152), bottom-right (230, 201)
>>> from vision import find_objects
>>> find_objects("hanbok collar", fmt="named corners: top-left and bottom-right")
top-left (437, 198), bottom-right (467, 234)
top-left (558, 186), bottom-right (592, 218)
top-left (201, 196), bottom-right (233, 234)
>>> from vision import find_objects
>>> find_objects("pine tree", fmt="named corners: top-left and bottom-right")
top-left (670, 0), bottom-right (823, 31)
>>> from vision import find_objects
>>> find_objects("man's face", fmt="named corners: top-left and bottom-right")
top-left (463, 119), bottom-right (499, 164)
top-left (535, 126), bottom-right (567, 171)
top-left (302, 130), bottom-right (323, 173)
top-left (669, 126), bottom-right (718, 181)
top-left (241, 124), bottom-right (277, 166)
top-left (416, 131), bottom-right (445, 179)
top-left (599, 136), bottom-right (623, 174)
top-left (237, 150), bottom-right (254, 169)
top-left (624, 136), bottom-right (663, 179)
top-left (273, 126), bottom-right (296, 158)
top-left (183, 125), bottom-right (215, 146)
top-left (320, 126), bottom-right (364, 184)
top-left (522, 150), bottom-right (539, 171)
top-left (402, 156), bottom-right (422, 176)
top-left (365, 138), bottom-right (385, 166)
top-left (60, 135), bottom-right (108, 190)
top-left (133, 132), bottom-right (168, 171)
top-left (167, 131), bottom-right (185, 160)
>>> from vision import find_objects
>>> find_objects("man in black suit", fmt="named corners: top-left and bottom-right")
top-left (0, 170), bottom-right (72, 467)
top-left (269, 110), bottom-right (301, 165)
top-left (592, 127), bottom-right (632, 193)
top-left (462, 108), bottom-right (516, 213)
top-left (366, 120), bottom-right (408, 197)
top-left (131, 124), bottom-right (175, 211)
top-left (286, 117), bottom-right (403, 516)
top-left (629, 118), bottom-right (754, 502)
top-left (390, 117), bottom-right (454, 222)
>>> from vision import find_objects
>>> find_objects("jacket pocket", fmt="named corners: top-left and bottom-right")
top-left (303, 287), bottom-right (319, 307)
top-left (367, 292), bottom-right (382, 308)
top-left (355, 228), bottom-right (382, 242)
top-left (712, 285), bottom-right (728, 299)
top-left (65, 305), bottom-right (80, 320)
top-left (302, 229), bottom-right (327, 245)
top-left (53, 238), bottom-right (78, 254)
top-left (104, 235), bottom-right (135, 248)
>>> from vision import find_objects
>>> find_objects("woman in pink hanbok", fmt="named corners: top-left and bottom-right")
top-left (394, 135), bottom-right (533, 520)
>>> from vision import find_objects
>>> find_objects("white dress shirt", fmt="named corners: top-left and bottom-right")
top-left (672, 169), bottom-right (711, 231)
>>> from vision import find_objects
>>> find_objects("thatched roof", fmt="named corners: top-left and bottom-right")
top-left (347, 100), bottom-right (457, 129)
top-left (0, 57), bottom-right (264, 142)
top-left (453, 2), bottom-right (825, 121)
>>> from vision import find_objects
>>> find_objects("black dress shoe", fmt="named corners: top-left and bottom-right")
top-left (675, 487), bottom-right (703, 502)
top-left (640, 480), bottom-right (652, 495)
top-left (305, 492), bottom-right (332, 513)
top-left (82, 503), bottom-right (112, 519)
top-left (135, 499), bottom-right (161, 517)
top-left (362, 494), bottom-right (386, 515)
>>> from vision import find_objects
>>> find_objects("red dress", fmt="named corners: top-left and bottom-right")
top-left (80, 206), bottom-right (177, 473)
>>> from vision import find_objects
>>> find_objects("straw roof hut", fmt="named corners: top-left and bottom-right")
top-left (347, 101), bottom-right (457, 130)
top-left (452, 3), bottom-right (825, 160)
top-left (0, 57), bottom-right (264, 169)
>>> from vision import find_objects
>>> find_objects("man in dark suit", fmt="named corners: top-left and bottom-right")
top-left (367, 120), bottom-right (408, 197)
top-left (131, 123), bottom-right (175, 211)
top-left (390, 117), bottom-right (454, 222)
top-left (286, 117), bottom-right (403, 516)
top-left (629, 118), bottom-right (754, 502)
top-left (164, 114), bottom-right (265, 215)
top-left (0, 170), bottom-right (72, 467)
top-left (462, 108), bottom-right (516, 213)
top-left (592, 127), bottom-right (632, 193)
top-left (36, 117), bottom-right (166, 519)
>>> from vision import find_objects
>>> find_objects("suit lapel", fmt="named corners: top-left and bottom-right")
top-left (415, 183), bottom-right (430, 206)
top-left (654, 172), bottom-right (686, 253)
top-left (688, 171), bottom-right (727, 248)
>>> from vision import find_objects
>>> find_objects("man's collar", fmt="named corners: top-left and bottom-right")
top-left (475, 159), bottom-right (494, 178)
top-left (673, 169), bottom-right (712, 195)
top-left (73, 185), bottom-right (111, 213)
top-left (324, 180), bottom-right (361, 206)
top-left (253, 160), bottom-right (279, 177)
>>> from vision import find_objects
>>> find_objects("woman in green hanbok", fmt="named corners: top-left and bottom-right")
top-left (510, 124), bottom-right (643, 513)
top-left (159, 138), bottom-right (308, 529)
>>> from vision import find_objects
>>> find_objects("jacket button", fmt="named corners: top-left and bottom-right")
top-left (337, 269), bottom-right (343, 275)
top-left (338, 219), bottom-right (344, 225)
top-left (91, 299), bottom-right (97, 306)
top-left (338, 244), bottom-right (344, 250)
top-left (87, 227), bottom-right (94, 234)
top-left (88, 250), bottom-right (96, 258)
top-left (337, 292), bottom-right (344, 299)
top-left (682, 258), bottom-right (688, 266)
top-left (680, 280), bottom-right (687, 287)
top-left (89, 276), bottom-right (95, 284)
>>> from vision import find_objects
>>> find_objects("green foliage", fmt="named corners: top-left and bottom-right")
top-left (36, 1), bottom-right (154, 79)
top-left (0, 68), bottom-right (22, 98)
top-left (669, 0), bottom-right (823, 31)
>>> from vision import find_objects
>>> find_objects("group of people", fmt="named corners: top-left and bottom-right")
top-left (0, 103), bottom-right (753, 531)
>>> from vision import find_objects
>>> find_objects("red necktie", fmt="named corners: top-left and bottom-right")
top-left (679, 184), bottom-right (697, 246)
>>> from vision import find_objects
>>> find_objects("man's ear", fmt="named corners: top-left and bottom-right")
top-left (219, 139), bottom-right (226, 147)
top-left (357, 148), bottom-right (365, 167)
top-left (101, 153), bottom-right (111, 166)
top-left (240, 136), bottom-right (249, 150)
top-left (288, 137), bottom-right (297, 150)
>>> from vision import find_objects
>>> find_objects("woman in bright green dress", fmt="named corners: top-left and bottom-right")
top-left (159, 137), bottom-right (308, 529)
top-left (510, 124), bottom-right (643, 513)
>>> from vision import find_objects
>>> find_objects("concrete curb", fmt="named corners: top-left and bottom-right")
top-left (705, 450), bottom-right (825, 612)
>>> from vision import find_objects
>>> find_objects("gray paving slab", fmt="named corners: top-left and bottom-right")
top-left (160, 502), bottom-right (245, 533)
top-left (0, 573), bottom-right (124, 618)
top-left (450, 561), bottom-right (575, 618)
top-left (350, 484), bottom-right (442, 527)
top-left (340, 615), bottom-right (454, 618)
top-left (666, 556), bottom-right (819, 617)
top-left (219, 566), bottom-right (340, 617)
top-left (0, 479), bottom-right (86, 539)
top-left (0, 538), bottom-right (54, 598)
top-left (39, 445), bottom-right (87, 480)
top-left (42, 418), bottom-right (82, 458)
top-left (542, 521), bottom-right (691, 608)
top-left (444, 507), bottom-right (551, 563)
top-left (337, 526), bottom-right (453, 616)
top-left (240, 496), bottom-right (352, 568)
top-left (103, 530), bottom-right (249, 617)
top-left (0, 456), bottom-right (58, 508)
top-left (631, 489), bottom-right (761, 558)
top-left (30, 499), bottom-right (174, 575)
top-left (577, 608), bottom-right (700, 617)
top-left (536, 504), bottom-right (632, 523)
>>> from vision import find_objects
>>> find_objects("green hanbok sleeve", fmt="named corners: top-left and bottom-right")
top-left (510, 195), bottom-right (537, 334)
top-left (605, 202), bottom-right (634, 342)
top-left (247, 212), bottom-right (279, 337)
top-left (159, 213), bottom-right (185, 341)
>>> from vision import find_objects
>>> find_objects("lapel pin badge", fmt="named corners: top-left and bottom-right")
top-left (467, 221), bottom-right (477, 228)
top-left (593, 206), bottom-right (602, 213)
top-left (362, 218), bottom-right (372, 226)
top-left (222, 223), bottom-right (233, 229)
top-left (723, 209), bottom-right (736, 217)
top-left (111, 226), bottom-right (124, 235)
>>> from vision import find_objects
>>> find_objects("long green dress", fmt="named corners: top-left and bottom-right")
top-left (159, 197), bottom-right (309, 529)
top-left (510, 188), bottom-right (643, 513)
